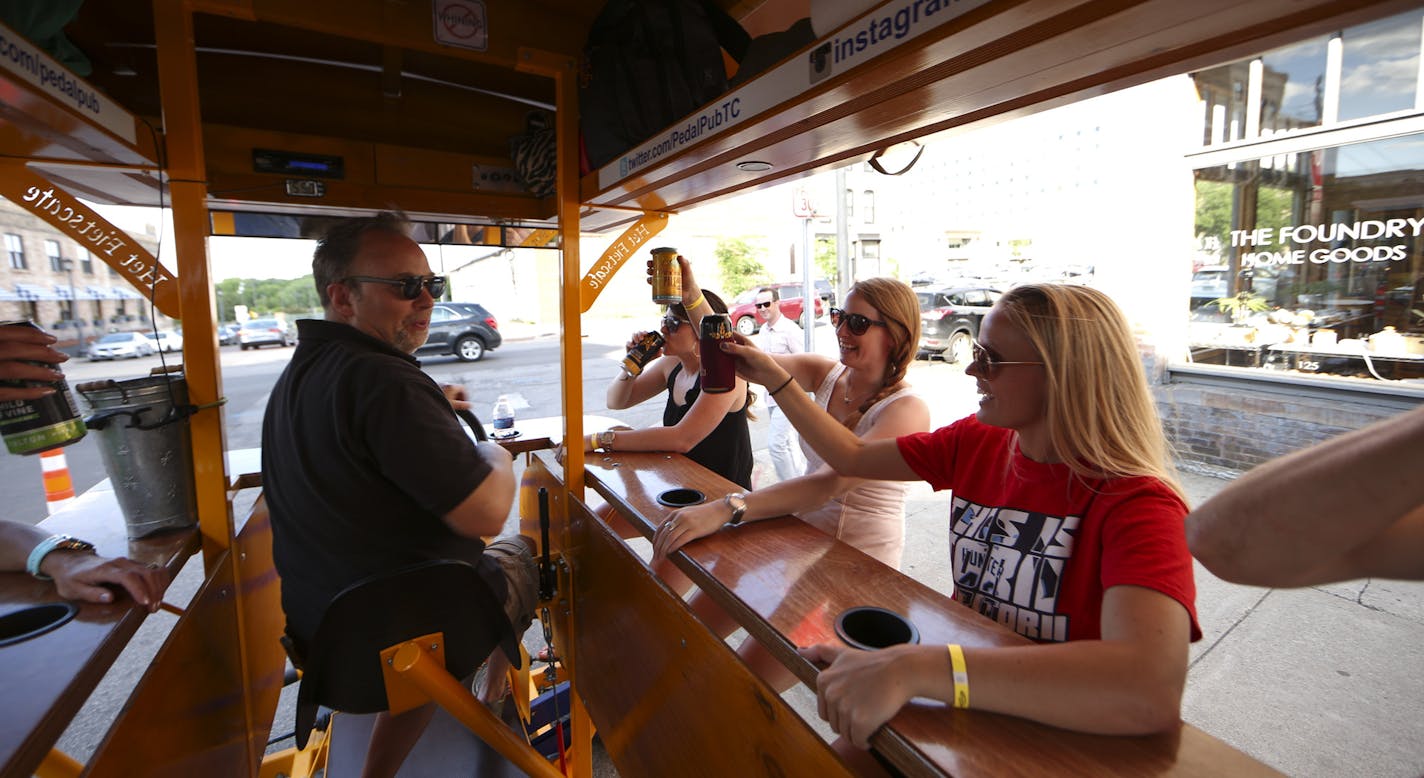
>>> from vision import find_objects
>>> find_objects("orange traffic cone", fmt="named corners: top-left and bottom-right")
top-left (40, 448), bottom-right (76, 515)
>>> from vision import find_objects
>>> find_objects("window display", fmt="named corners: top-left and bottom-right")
top-left (1192, 136), bottom-right (1424, 380)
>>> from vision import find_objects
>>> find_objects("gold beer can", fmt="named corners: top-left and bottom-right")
top-left (651, 247), bottom-right (681, 304)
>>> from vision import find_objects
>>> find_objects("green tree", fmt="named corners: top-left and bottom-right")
top-left (1195, 178), bottom-right (1234, 258)
top-left (714, 238), bottom-right (769, 298)
top-left (219, 276), bottom-right (320, 319)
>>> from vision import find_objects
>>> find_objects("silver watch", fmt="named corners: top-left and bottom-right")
top-left (724, 492), bottom-right (748, 525)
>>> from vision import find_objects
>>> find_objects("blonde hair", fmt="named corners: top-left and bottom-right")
top-left (842, 278), bottom-right (921, 430)
top-left (996, 284), bottom-right (1182, 499)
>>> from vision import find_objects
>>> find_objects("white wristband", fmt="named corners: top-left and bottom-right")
top-left (27, 534), bottom-right (96, 580)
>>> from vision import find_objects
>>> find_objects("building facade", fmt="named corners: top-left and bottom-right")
top-left (1162, 6), bottom-right (1424, 471)
top-left (1, 198), bottom-right (168, 347)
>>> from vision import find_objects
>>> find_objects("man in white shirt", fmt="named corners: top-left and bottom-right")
top-left (753, 286), bottom-right (806, 480)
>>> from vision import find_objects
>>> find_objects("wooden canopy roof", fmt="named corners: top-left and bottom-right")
top-left (2, 0), bottom-right (1418, 234)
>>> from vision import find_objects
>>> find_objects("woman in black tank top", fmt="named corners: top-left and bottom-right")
top-left (590, 288), bottom-right (753, 489)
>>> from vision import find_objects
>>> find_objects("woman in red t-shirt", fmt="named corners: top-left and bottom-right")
top-left (710, 283), bottom-right (1199, 750)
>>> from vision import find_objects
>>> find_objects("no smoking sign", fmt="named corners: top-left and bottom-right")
top-left (434, 0), bottom-right (488, 51)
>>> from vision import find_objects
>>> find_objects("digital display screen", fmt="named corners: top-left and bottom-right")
top-left (252, 149), bottom-right (345, 179)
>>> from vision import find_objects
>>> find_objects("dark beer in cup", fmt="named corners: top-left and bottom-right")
top-left (699, 313), bottom-right (736, 393)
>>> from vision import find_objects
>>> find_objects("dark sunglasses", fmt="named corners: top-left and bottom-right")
top-left (345, 274), bottom-right (446, 300)
top-left (662, 314), bottom-right (686, 333)
top-left (755, 301), bottom-right (775, 309)
top-left (830, 307), bottom-right (888, 336)
top-left (970, 342), bottom-right (1044, 379)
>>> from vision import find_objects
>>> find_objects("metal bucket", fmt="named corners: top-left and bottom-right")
top-left (77, 375), bottom-right (198, 539)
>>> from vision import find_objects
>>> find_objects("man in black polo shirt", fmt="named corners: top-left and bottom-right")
top-left (262, 212), bottom-right (535, 775)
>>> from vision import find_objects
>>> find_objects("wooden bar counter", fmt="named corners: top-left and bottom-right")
top-left (0, 481), bottom-right (200, 778)
top-left (582, 450), bottom-right (1279, 777)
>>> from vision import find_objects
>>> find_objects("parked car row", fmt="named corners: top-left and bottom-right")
top-left (86, 329), bottom-right (182, 360)
top-left (87, 332), bottom-right (156, 360)
top-left (88, 301), bottom-right (505, 361)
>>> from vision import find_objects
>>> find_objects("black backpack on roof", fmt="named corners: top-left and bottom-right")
top-left (580, 0), bottom-right (750, 172)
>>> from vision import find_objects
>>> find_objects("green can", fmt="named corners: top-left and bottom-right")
top-left (0, 321), bottom-right (87, 455)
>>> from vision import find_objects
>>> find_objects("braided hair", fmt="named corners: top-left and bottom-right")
top-left (840, 278), bottom-right (920, 430)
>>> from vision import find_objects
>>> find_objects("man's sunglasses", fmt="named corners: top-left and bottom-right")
top-left (830, 307), bottom-right (888, 336)
top-left (755, 301), bottom-right (775, 309)
top-left (662, 314), bottom-right (687, 333)
top-left (970, 342), bottom-right (1044, 379)
top-left (345, 274), bottom-right (447, 300)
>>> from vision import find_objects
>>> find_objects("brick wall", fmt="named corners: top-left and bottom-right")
top-left (1156, 379), bottom-right (1416, 473)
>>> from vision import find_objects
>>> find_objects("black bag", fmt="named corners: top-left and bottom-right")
top-left (729, 18), bottom-right (816, 88)
top-left (580, 0), bottom-right (750, 171)
top-left (510, 110), bottom-right (557, 198)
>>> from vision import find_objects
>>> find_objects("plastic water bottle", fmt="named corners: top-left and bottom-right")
top-left (492, 395), bottom-right (515, 435)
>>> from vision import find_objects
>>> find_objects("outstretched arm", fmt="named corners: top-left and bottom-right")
top-left (653, 392), bottom-right (930, 558)
top-left (724, 335), bottom-right (920, 481)
top-left (1187, 405), bottom-right (1424, 586)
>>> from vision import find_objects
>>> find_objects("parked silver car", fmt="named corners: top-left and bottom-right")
top-left (88, 332), bottom-right (155, 360)
top-left (238, 318), bottom-right (290, 350)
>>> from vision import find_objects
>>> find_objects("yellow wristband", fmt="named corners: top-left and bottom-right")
top-left (687, 293), bottom-right (706, 310)
top-left (588, 433), bottom-right (599, 451)
top-left (947, 644), bottom-right (970, 709)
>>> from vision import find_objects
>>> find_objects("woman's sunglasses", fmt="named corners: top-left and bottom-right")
top-left (662, 314), bottom-right (687, 333)
top-left (830, 308), bottom-right (888, 336)
top-left (970, 342), bottom-right (1044, 379)
top-left (345, 274), bottom-right (447, 300)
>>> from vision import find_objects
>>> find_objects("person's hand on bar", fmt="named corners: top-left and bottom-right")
top-left (45, 552), bottom-right (171, 613)
top-left (0, 521), bottom-right (171, 612)
top-left (653, 498), bottom-right (732, 558)
top-left (799, 641), bottom-right (923, 749)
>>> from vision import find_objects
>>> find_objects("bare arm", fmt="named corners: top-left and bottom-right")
top-left (606, 341), bottom-right (673, 410)
top-left (442, 442), bottom-right (517, 538)
top-left (0, 520), bottom-right (170, 611)
top-left (0, 325), bottom-right (70, 402)
top-left (724, 336), bottom-right (921, 481)
top-left (654, 392), bottom-right (931, 557)
top-left (1187, 405), bottom-right (1424, 586)
top-left (601, 375), bottom-right (745, 454)
top-left (803, 585), bottom-right (1190, 748)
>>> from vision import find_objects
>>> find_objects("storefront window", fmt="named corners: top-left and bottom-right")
top-left (1260, 38), bottom-right (1327, 133)
top-left (1190, 134), bottom-right (1424, 380)
top-left (1338, 10), bottom-right (1422, 122)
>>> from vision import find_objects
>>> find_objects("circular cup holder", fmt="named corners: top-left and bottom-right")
top-left (656, 488), bottom-right (706, 508)
top-left (834, 606), bottom-right (920, 651)
top-left (0, 602), bottom-right (79, 647)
